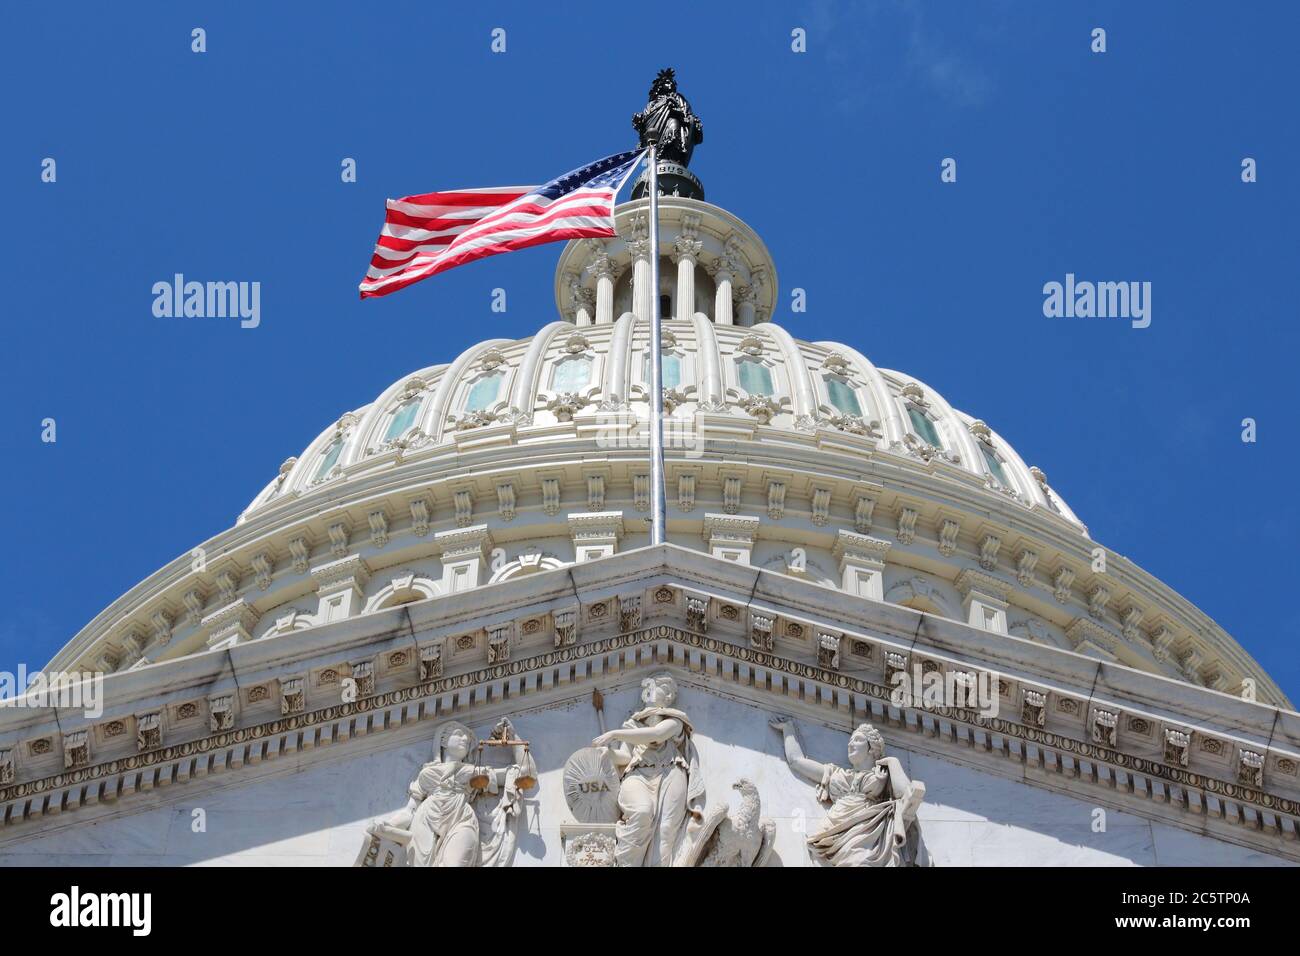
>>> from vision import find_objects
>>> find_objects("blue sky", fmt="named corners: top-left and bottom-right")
top-left (2, 1), bottom-right (1297, 700)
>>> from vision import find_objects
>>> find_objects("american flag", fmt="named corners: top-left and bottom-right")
top-left (359, 148), bottom-right (646, 299)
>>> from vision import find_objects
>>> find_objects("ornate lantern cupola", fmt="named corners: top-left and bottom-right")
top-left (554, 68), bottom-right (777, 328)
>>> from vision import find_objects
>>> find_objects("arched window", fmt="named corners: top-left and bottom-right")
top-left (825, 377), bottom-right (862, 416)
top-left (465, 370), bottom-right (504, 412)
top-left (737, 358), bottom-right (773, 396)
top-left (907, 406), bottom-right (942, 448)
top-left (886, 578), bottom-right (951, 618)
top-left (364, 575), bottom-right (441, 613)
top-left (313, 437), bottom-right (344, 480)
top-left (643, 353), bottom-right (682, 389)
top-left (384, 398), bottom-right (422, 440)
top-left (374, 590), bottom-right (423, 611)
top-left (899, 594), bottom-right (944, 616)
top-left (980, 444), bottom-right (1010, 487)
top-left (552, 355), bottom-right (592, 392)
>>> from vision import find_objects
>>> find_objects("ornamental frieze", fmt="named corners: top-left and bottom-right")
top-left (3, 620), bottom-right (1296, 848)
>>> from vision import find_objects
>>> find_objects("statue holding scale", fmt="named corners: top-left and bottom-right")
top-left (358, 717), bottom-right (537, 867)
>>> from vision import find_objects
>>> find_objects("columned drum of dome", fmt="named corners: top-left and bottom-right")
top-left (3, 78), bottom-right (1295, 868)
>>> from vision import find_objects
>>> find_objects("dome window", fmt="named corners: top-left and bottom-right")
top-left (313, 437), bottom-right (344, 480)
top-left (825, 377), bottom-right (862, 417)
top-left (643, 353), bottom-right (682, 389)
top-left (980, 445), bottom-right (1011, 488)
top-left (736, 357), bottom-right (773, 396)
top-left (907, 406), bottom-right (943, 449)
top-left (552, 355), bottom-right (592, 392)
top-left (384, 398), bottom-right (422, 440)
top-left (465, 370), bottom-right (505, 412)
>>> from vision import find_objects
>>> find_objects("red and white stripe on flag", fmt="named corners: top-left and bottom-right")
top-left (359, 149), bottom-right (646, 299)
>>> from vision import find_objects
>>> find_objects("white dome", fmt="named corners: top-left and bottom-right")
top-left (244, 196), bottom-right (1081, 529)
top-left (46, 197), bottom-right (1286, 711)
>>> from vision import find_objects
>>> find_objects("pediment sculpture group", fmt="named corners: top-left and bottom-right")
top-left (358, 672), bottom-right (927, 867)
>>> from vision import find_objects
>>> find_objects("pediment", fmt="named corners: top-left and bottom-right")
top-left (0, 671), bottom-right (1288, 868)
top-left (1, 546), bottom-right (1297, 866)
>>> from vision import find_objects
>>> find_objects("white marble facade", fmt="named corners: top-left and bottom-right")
top-left (5, 194), bottom-right (1295, 868)
top-left (0, 686), bottom-right (1285, 867)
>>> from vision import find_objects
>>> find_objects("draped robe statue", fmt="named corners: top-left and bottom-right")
top-left (368, 719), bottom-right (533, 867)
top-left (771, 718), bottom-right (928, 867)
top-left (632, 68), bottom-right (704, 166)
top-left (592, 673), bottom-right (705, 866)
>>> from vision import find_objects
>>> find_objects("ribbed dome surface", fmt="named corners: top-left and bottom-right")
top-left (242, 317), bottom-right (1081, 531)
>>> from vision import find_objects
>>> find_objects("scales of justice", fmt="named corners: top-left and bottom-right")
top-left (356, 716), bottom-right (539, 868)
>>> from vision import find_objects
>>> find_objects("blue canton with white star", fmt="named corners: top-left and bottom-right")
top-left (535, 148), bottom-right (645, 200)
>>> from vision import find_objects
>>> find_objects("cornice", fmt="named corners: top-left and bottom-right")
top-left (701, 512), bottom-right (761, 540)
top-left (566, 511), bottom-right (626, 539)
top-left (12, 545), bottom-right (1297, 741)
top-left (44, 437), bottom-right (1286, 710)
top-left (954, 568), bottom-right (1014, 603)
top-left (310, 554), bottom-right (372, 591)
top-left (832, 529), bottom-right (893, 562)
top-left (433, 524), bottom-right (493, 558)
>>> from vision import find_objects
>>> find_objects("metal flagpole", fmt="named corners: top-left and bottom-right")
top-left (646, 144), bottom-right (667, 546)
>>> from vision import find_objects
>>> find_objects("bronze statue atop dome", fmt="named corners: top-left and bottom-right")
top-left (631, 68), bottom-right (706, 200)
top-left (632, 68), bottom-right (704, 167)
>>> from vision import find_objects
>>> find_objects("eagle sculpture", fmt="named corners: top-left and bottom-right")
top-left (690, 778), bottom-right (777, 868)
